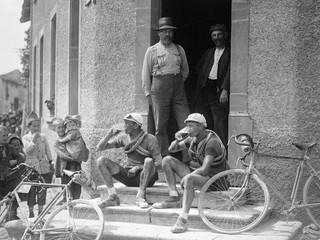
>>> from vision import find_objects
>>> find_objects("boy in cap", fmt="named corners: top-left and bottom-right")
top-left (141, 17), bottom-right (190, 157)
top-left (152, 113), bottom-right (229, 233)
top-left (22, 111), bottom-right (53, 217)
top-left (96, 112), bottom-right (162, 209)
top-left (0, 126), bottom-right (25, 221)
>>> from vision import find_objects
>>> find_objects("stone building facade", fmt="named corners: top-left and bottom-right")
top-left (23, 0), bottom-right (320, 220)
top-left (0, 70), bottom-right (26, 113)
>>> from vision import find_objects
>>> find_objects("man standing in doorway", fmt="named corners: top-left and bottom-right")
top-left (142, 17), bottom-right (190, 157)
top-left (192, 24), bottom-right (230, 147)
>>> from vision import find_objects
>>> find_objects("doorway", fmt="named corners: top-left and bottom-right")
top-left (159, 0), bottom-right (232, 142)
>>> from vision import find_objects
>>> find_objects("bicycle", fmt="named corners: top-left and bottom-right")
top-left (198, 133), bottom-right (320, 234)
top-left (0, 163), bottom-right (105, 240)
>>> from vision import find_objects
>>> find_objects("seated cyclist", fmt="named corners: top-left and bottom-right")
top-left (96, 113), bottom-right (162, 209)
top-left (152, 113), bottom-right (229, 233)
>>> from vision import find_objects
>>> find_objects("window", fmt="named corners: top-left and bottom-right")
top-left (33, 45), bottom-right (37, 111)
top-left (50, 14), bottom-right (57, 104)
top-left (39, 35), bottom-right (44, 117)
top-left (69, 0), bottom-right (80, 114)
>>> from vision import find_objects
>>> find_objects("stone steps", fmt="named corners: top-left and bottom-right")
top-left (96, 182), bottom-right (274, 230)
top-left (99, 218), bottom-right (302, 240)
top-left (97, 182), bottom-right (193, 207)
top-left (5, 215), bottom-right (302, 240)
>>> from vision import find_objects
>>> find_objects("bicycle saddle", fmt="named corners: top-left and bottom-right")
top-left (292, 142), bottom-right (317, 151)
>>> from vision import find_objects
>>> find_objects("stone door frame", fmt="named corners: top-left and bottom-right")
top-left (134, 0), bottom-right (252, 166)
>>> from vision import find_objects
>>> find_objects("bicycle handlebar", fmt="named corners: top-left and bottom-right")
top-left (11, 163), bottom-right (42, 178)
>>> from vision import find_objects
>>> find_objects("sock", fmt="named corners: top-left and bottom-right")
top-left (136, 189), bottom-right (145, 199)
top-left (169, 190), bottom-right (179, 197)
top-left (179, 212), bottom-right (188, 220)
top-left (107, 187), bottom-right (117, 196)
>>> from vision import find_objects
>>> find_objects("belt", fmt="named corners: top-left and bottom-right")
top-left (154, 73), bottom-right (180, 77)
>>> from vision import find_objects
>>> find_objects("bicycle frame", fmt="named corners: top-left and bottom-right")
top-left (20, 181), bottom-right (72, 235)
top-left (1, 164), bottom-right (104, 240)
top-left (244, 145), bottom-right (320, 213)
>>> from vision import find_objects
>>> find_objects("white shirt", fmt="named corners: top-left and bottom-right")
top-left (208, 48), bottom-right (225, 80)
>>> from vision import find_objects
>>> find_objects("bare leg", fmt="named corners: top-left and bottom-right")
top-left (162, 156), bottom-right (190, 195)
top-left (181, 174), bottom-right (210, 214)
top-left (96, 157), bottom-right (121, 207)
top-left (97, 156), bottom-right (120, 188)
top-left (137, 157), bottom-right (156, 198)
top-left (171, 173), bottom-right (210, 233)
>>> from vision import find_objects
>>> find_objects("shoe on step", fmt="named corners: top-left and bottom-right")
top-left (152, 196), bottom-right (181, 209)
top-left (98, 194), bottom-right (120, 208)
top-left (171, 217), bottom-right (188, 233)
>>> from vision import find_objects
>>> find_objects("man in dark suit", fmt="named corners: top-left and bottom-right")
top-left (192, 24), bottom-right (230, 147)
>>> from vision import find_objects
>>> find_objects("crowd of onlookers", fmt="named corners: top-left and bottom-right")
top-left (0, 110), bottom-right (23, 137)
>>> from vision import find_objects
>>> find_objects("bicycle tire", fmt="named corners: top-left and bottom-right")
top-left (303, 172), bottom-right (320, 228)
top-left (39, 199), bottom-right (104, 240)
top-left (198, 169), bottom-right (270, 234)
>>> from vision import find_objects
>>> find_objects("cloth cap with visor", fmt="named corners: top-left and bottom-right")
top-left (184, 113), bottom-right (207, 127)
top-left (123, 113), bottom-right (143, 126)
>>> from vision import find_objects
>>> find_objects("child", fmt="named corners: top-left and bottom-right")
top-left (8, 134), bottom-right (26, 161)
top-left (57, 115), bottom-right (87, 164)
top-left (0, 126), bottom-right (25, 221)
top-left (22, 112), bottom-right (54, 218)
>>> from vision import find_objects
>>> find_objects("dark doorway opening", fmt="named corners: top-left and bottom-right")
top-left (161, 0), bottom-right (231, 74)
top-left (163, 0), bottom-right (231, 147)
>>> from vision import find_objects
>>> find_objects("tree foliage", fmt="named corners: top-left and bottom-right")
top-left (20, 27), bottom-right (30, 87)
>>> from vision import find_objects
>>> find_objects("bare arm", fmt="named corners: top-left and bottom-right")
top-left (141, 47), bottom-right (153, 97)
top-left (96, 128), bottom-right (121, 151)
top-left (168, 139), bottom-right (187, 153)
top-left (191, 155), bottom-right (214, 176)
top-left (58, 131), bottom-right (75, 143)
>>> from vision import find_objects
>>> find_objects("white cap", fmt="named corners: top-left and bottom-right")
top-left (123, 113), bottom-right (143, 126)
top-left (184, 113), bottom-right (207, 127)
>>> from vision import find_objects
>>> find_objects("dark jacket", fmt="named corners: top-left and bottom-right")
top-left (0, 143), bottom-right (25, 181)
top-left (192, 47), bottom-right (230, 106)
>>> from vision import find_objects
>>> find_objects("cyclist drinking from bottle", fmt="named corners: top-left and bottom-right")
top-left (152, 113), bottom-right (229, 233)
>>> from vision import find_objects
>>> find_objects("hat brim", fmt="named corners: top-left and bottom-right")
top-left (156, 26), bottom-right (177, 31)
top-left (123, 118), bottom-right (142, 126)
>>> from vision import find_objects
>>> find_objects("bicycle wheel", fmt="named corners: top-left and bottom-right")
top-left (198, 169), bottom-right (270, 234)
top-left (303, 172), bottom-right (320, 228)
top-left (39, 199), bottom-right (104, 240)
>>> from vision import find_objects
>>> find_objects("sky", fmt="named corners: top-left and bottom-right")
top-left (0, 0), bottom-right (30, 75)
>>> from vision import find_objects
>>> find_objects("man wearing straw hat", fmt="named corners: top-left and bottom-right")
top-left (142, 17), bottom-right (190, 157)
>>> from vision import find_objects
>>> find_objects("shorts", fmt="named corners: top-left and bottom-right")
top-left (112, 166), bottom-right (158, 187)
top-left (189, 161), bottom-right (230, 191)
